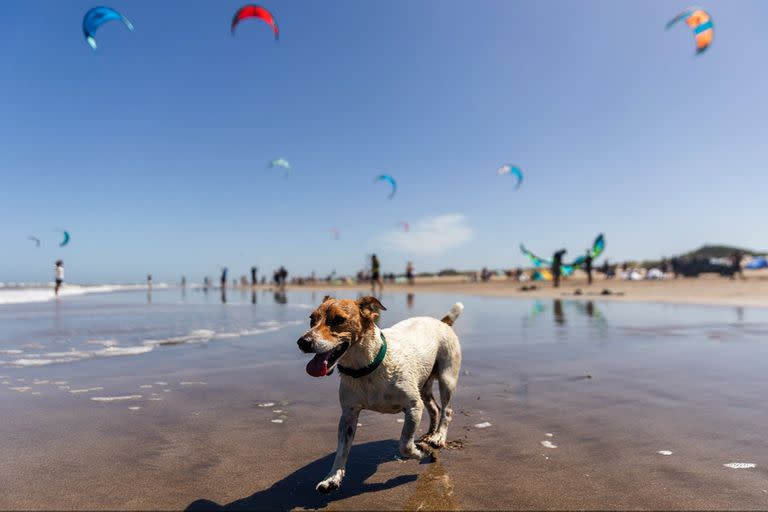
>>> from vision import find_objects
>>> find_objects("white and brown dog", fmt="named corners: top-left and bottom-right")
top-left (297, 296), bottom-right (463, 493)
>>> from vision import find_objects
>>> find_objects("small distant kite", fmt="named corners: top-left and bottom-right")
top-left (398, 221), bottom-right (409, 233)
top-left (269, 158), bottom-right (291, 173)
top-left (231, 5), bottom-right (279, 40)
top-left (27, 236), bottom-right (41, 248)
top-left (82, 6), bottom-right (134, 50)
top-left (666, 6), bottom-right (713, 54)
top-left (375, 175), bottom-right (397, 199)
top-left (497, 164), bottom-right (523, 190)
top-left (329, 228), bottom-right (340, 240)
top-left (57, 230), bottom-right (71, 248)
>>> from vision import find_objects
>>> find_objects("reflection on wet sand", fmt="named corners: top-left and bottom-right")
top-left (526, 300), bottom-right (606, 326)
top-left (407, 293), bottom-right (415, 309)
top-left (220, 287), bottom-right (227, 304)
top-left (251, 291), bottom-right (257, 304)
top-left (273, 290), bottom-right (287, 304)
top-left (553, 299), bottom-right (565, 326)
top-left (404, 459), bottom-right (458, 511)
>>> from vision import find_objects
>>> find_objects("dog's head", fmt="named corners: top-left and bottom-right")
top-left (297, 295), bottom-right (386, 377)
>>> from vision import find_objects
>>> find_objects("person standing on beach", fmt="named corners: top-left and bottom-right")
top-left (54, 260), bottom-right (64, 296)
top-left (406, 261), bottom-right (415, 285)
top-left (584, 250), bottom-right (593, 285)
top-left (147, 274), bottom-right (152, 290)
top-left (181, 276), bottom-right (187, 288)
top-left (552, 249), bottom-right (566, 288)
top-left (220, 267), bottom-right (228, 289)
top-left (250, 266), bottom-right (258, 287)
top-left (730, 250), bottom-right (744, 280)
top-left (370, 254), bottom-right (383, 295)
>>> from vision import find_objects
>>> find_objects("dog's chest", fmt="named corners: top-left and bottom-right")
top-left (341, 374), bottom-right (410, 414)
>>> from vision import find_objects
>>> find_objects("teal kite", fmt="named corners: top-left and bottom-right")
top-left (269, 158), bottom-right (291, 173)
top-left (375, 175), bottom-right (397, 199)
top-left (497, 164), bottom-right (523, 190)
top-left (520, 233), bottom-right (605, 276)
top-left (58, 230), bottom-right (71, 248)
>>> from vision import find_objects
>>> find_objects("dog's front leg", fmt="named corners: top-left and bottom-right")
top-left (399, 402), bottom-right (427, 459)
top-left (316, 406), bottom-right (360, 493)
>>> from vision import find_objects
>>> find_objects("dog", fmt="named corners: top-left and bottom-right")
top-left (297, 295), bottom-right (463, 493)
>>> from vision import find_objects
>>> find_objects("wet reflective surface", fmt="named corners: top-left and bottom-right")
top-left (1, 290), bottom-right (767, 510)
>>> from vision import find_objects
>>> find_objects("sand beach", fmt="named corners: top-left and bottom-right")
top-left (1, 288), bottom-right (767, 510)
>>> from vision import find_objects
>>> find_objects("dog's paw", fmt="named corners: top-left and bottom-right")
top-left (316, 471), bottom-right (343, 494)
top-left (316, 479), bottom-right (339, 494)
top-left (400, 443), bottom-right (428, 460)
top-left (422, 432), bottom-right (447, 449)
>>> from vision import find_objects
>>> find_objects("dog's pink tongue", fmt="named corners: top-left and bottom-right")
top-left (306, 353), bottom-right (330, 377)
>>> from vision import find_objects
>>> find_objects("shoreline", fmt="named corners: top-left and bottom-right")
top-left (275, 272), bottom-right (768, 308)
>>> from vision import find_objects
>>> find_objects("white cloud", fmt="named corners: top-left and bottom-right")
top-left (379, 214), bottom-right (473, 256)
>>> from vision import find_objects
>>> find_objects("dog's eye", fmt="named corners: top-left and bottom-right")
top-left (330, 316), bottom-right (345, 326)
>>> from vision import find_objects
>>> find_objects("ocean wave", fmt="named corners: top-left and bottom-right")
top-left (0, 283), bottom-right (168, 305)
top-left (5, 320), bottom-right (302, 368)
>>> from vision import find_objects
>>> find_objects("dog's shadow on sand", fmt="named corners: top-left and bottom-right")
top-left (185, 440), bottom-right (417, 511)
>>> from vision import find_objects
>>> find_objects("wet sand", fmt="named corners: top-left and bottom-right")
top-left (1, 293), bottom-right (767, 510)
top-left (284, 269), bottom-right (768, 308)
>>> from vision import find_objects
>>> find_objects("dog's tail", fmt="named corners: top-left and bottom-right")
top-left (440, 302), bottom-right (464, 326)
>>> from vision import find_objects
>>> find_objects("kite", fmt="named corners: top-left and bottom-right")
top-left (666, 6), bottom-right (713, 54)
top-left (398, 221), bottom-right (409, 233)
top-left (329, 228), bottom-right (340, 240)
top-left (231, 5), bottom-right (279, 40)
top-left (520, 234), bottom-right (605, 278)
top-left (497, 164), bottom-right (523, 190)
top-left (520, 244), bottom-right (577, 277)
top-left (27, 236), bottom-right (40, 248)
top-left (375, 175), bottom-right (397, 199)
top-left (82, 7), bottom-right (134, 50)
top-left (568, 233), bottom-right (606, 267)
top-left (58, 230), bottom-right (71, 248)
top-left (269, 158), bottom-right (290, 173)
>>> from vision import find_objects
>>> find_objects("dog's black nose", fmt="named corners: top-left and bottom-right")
top-left (297, 337), bottom-right (313, 353)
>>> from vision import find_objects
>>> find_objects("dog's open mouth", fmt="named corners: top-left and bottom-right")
top-left (306, 341), bottom-right (349, 377)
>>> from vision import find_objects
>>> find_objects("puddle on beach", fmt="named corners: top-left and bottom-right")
top-left (1, 289), bottom-right (768, 509)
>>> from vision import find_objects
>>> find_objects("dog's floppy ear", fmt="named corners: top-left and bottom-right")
top-left (357, 296), bottom-right (386, 321)
top-left (322, 295), bottom-right (334, 302)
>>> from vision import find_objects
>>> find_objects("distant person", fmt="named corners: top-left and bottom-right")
top-left (54, 260), bottom-right (64, 296)
top-left (551, 249), bottom-right (566, 288)
top-left (220, 267), bottom-right (228, 289)
top-left (370, 254), bottom-right (383, 294)
top-left (584, 250), bottom-right (593, 285)
top-left (406, 261), bottom-right (415, 285)
top-left (147, 274), bottom-right (152, 290)
top-left (671, 257), bottom-right (680, 279)
top-left (278, 266), bottom-right (288, 288)
top-left (251, 266), bottom-right (258, 287)
top-left (181, 276), bottom-right (186, 288)
top-left (203, 276), bottom-right (210, 291)
top-left (730, 250), bottom-right (744, 280)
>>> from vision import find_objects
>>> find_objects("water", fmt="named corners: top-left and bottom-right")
top-left (2, 289), bottom-right (767, 509)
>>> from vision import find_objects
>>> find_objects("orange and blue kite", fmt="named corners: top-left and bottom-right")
top-left (666, 6), bottom-right (713, 55)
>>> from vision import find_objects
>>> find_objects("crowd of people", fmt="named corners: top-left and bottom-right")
top-left (49, 248), bottom-right (756, 299)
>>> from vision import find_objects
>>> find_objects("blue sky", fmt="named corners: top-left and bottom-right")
top-left (2, 1), bottom-right (767, 283)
